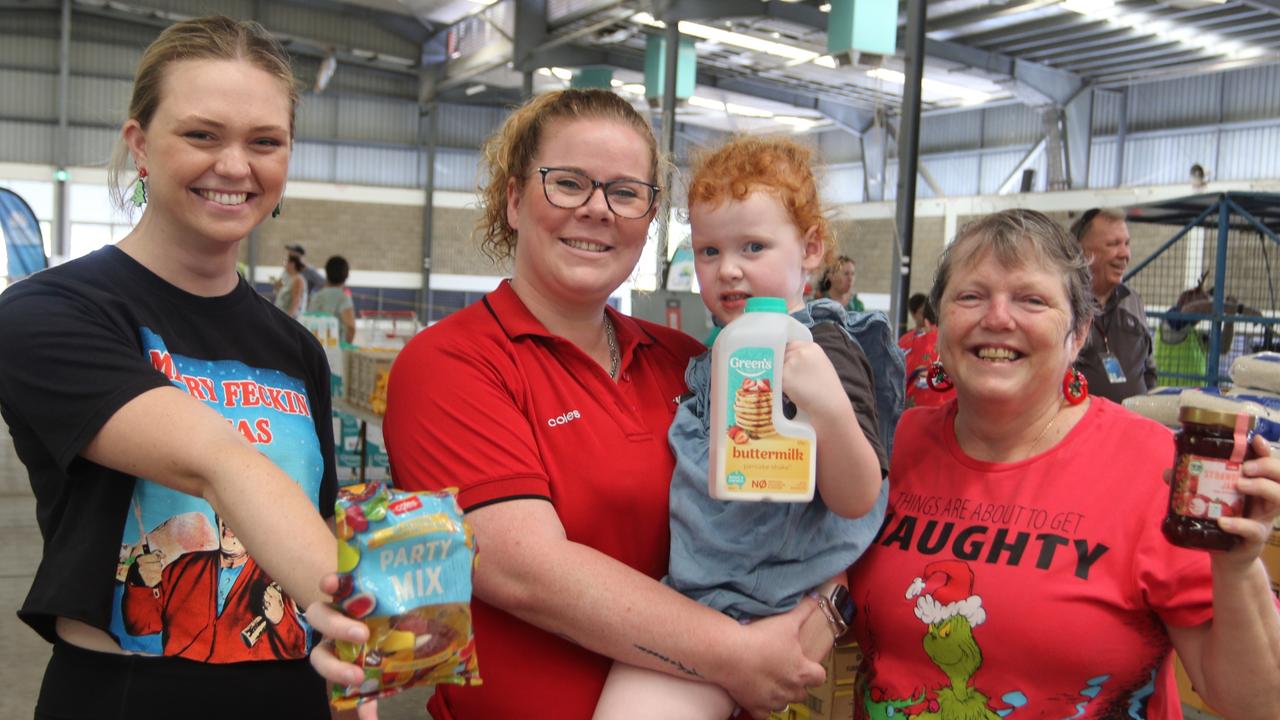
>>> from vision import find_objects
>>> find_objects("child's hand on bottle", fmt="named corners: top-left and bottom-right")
top-left (781, 340), bottom-right (846, 421)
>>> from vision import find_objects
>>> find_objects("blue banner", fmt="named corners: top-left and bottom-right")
top-left (0, 187), bottom-right (47, 279)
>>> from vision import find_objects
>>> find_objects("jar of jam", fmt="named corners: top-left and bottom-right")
top-left (1163, 403), bottom-right (1258, 551)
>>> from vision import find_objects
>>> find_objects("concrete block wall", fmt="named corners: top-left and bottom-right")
top-left (244, 200), bottom-right (485, 275)
top-left (832, 216), bottom-right (945, 298)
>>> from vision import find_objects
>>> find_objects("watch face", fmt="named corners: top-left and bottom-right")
top-left (830, 585), bottom-right (854, 625)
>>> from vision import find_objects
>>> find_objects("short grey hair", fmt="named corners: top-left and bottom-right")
top-left (1068, 207), bottom-right (1126, 242)
top-left (930, 209), bottom-right (1097, 338)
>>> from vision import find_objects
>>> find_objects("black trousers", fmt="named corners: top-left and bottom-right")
top-left (35, 639), bottom-right (330, 720)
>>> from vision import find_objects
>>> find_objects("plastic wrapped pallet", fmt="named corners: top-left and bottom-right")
top-left (1125, 387), bottom-right (1280, 446)
top-left (1231, 352), bottom-right (1280, 395)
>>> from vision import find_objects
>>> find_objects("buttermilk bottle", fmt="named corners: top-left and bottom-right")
top-left (708, 297), bottom-right (816, 503)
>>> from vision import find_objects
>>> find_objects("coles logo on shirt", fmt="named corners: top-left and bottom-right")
top-left (546, 409), bottom-right (582, 427)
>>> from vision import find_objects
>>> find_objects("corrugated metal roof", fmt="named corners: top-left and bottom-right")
top-left (1128, 72), bottom-right (1221, 131)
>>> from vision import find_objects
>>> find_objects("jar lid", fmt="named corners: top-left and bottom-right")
top-left (1179, 404), bottom-right (1258, 430)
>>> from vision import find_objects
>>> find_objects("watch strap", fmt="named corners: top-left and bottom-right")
top-left (811, 591), bottom-right (848, 644)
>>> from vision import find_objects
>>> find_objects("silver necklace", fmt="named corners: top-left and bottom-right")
top-left (604, 314), bottom-right (620, 379)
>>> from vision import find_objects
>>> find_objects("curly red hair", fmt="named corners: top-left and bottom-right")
top-left (687, 136), bottom-right (835, 267)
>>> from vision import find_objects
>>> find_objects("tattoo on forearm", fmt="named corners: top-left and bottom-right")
top-left (634, 644), bottom-right (703, 678)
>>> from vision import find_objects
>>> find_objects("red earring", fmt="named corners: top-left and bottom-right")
top-left (1063, 367), bottom-right (1088, 405)
top-left (926, 361), bottom-right (953, 392)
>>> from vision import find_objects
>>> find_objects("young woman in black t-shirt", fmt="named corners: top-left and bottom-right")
top-left (0, 17), bottom-right (337, 719)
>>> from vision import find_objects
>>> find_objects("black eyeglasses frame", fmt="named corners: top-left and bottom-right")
top-left (535, 167), bottom-right (660, 219)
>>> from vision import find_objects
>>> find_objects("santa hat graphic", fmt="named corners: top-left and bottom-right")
top-left (904, 559), bottom-right (986, 627)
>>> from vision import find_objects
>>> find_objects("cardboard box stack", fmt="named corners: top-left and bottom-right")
top-left (770, 643), bottom-right (861, 720)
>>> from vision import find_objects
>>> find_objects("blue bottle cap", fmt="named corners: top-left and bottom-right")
top-left (745, 297), bottom-right (787, 314)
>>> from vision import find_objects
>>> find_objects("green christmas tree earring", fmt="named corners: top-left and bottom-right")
top-left (130, 168), bottom-right (148, 207)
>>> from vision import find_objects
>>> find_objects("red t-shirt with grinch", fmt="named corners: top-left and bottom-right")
top-left (848, 398), bottom-right (1213, 720)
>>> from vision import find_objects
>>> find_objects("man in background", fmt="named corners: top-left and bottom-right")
top-left (1070, 208), bottom-right (1156, 402)
top-left (285, 243), bottom-right (324, 298)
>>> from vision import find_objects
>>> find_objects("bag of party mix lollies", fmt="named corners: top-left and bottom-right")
top-left (329, 483), bottom-right (480, 710)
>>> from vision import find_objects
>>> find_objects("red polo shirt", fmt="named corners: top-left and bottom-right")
top-left (383, 280), bottom-right (704, 720)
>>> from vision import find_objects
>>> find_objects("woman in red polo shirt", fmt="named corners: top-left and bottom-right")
top-left (310, 89), bottom-right (829, 720)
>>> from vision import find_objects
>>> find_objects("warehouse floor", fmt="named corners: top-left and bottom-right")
top-left (0, 418), bottom-right (1219, 720)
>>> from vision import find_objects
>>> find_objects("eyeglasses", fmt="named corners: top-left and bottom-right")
top-left (536, 167), bottom-right (659, 219)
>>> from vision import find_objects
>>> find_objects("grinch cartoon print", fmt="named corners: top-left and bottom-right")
top-left (866, 560), bottom-right (1029, 720)
top-left (905, 560), bottom-right (999, 719)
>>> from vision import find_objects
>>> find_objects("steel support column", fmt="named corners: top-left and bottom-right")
top-left (656, 20), bottom-right (680, 287)
top-left (53, 0), bottom-right (71, 262)
top-left (891, 0), bottom-right (926, 333)
top-left (418, 106), bottom-right (438, 324)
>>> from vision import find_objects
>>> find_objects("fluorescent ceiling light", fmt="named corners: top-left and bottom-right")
top-left (866, 68), bottom-right (992, 104)
top-left (687, 95), bottom-right (784, 119)
top-left (464, 84), bottom-right (486, 96)
top-left (725, 102), bottom-right (775, 118)
top-left (550, 67), bottom-right (573, 80)
top-left (774, 116), bottom-right (821, 131)
top-left (1061, 0), bottom-right (1117, 17)
top-left (687, 95), bottom-right (726, 112)
top-left (621, 83), bottom-right (647, 95)
top-left (1065, 2), bottom-right (1259, 58)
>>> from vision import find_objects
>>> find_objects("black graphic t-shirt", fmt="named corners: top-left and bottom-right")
top-left (848, 399), bottom-right (1213, 720)
top-left (0, 246), bottom-right (335, 661)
